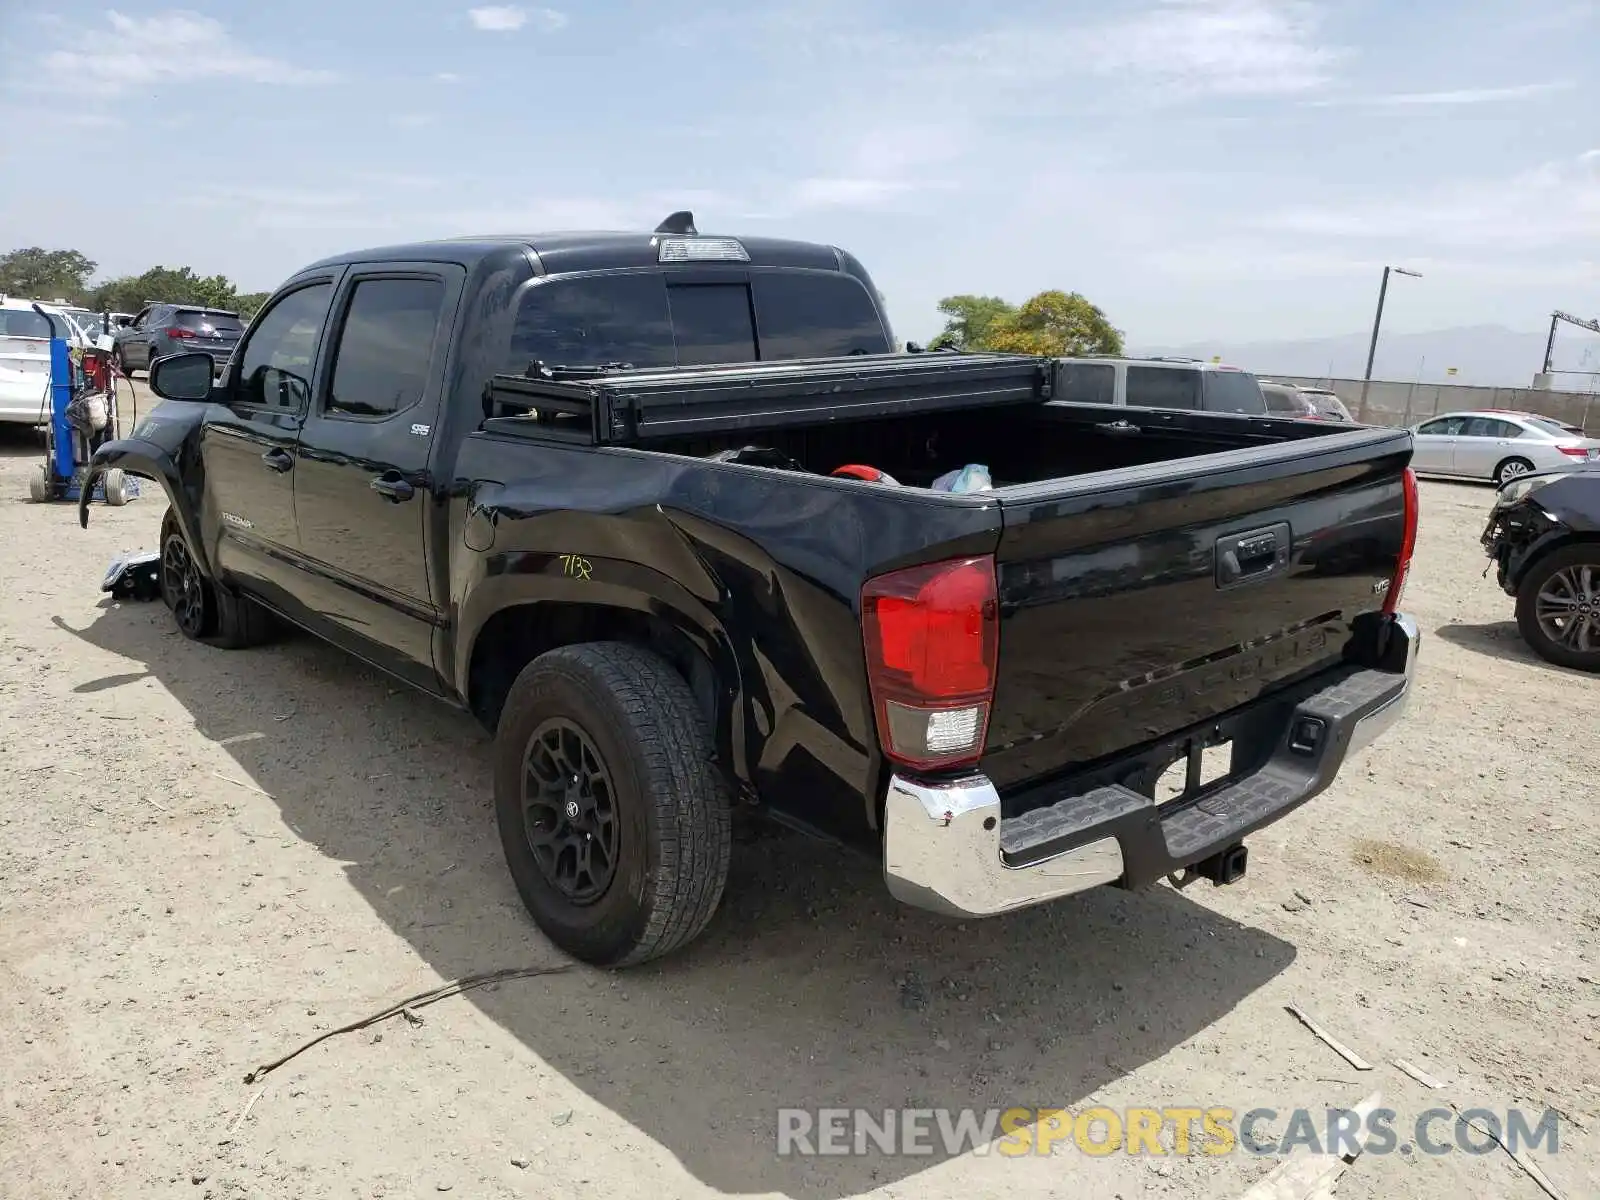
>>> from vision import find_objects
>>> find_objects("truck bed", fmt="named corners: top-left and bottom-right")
top-left (474, 355), bottom-right (1411, 805)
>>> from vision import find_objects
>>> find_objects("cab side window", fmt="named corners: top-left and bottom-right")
top-left (234, 283), bottom-right (333, 411)
top-left (1202, 370), bottom-right (1267, 415)
top-left (1126, 366), bottom-right (1201, 410)
top-left (325, 278), bottom-right (446, 418)
top-left (1418, 416), bottom-right (1467, 436)
top-left (1057, 362), bottom-right (1115, 404)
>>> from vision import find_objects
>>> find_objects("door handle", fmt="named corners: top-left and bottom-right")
top-left (261, 448), bottom-right (293, 473)
top-left (371, 474), bottom-right (415, 503)
top-left (1215, 522), bottom-right (1292, 589)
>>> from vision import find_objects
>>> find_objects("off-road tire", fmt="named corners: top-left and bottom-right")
top-left (1515, 543), bottom-right (1600, 672)
top-left (493, 642), bottom-right (732, 967)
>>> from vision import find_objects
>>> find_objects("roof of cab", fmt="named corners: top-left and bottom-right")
top-left (300, 230), bottom-right (848, 276)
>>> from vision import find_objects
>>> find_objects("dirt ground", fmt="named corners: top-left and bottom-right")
top-left (2, 397), bottom-right (1596, 1200)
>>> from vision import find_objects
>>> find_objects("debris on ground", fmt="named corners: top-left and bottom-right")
top-left (1284, 1004), bottom-right (1373, 1071)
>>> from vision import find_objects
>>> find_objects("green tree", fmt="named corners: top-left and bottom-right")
top-left (0, 247), bottom-right (98, 303)
top-left (928, 294), bottom-right (1016, 351)
top-left (89, 265), bottom-right (244, 315)
top-left (235, 292), bottom-right (270, 319)
top-left (986, 290), bottom-right (1124, 358)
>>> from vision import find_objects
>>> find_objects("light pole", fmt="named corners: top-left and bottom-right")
top-left (1358, 266), bottom-right (1422, 422)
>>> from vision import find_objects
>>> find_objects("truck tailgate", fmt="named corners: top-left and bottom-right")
top-left (983, 426), bottom-right (1413, 793)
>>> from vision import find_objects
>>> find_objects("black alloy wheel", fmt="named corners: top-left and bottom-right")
top-left (521, 717), bottom-right (621, 904)
top-left (161, 529), bottom-right (206, 638)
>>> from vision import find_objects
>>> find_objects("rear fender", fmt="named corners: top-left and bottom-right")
top-left (457, 572), bottom-right (747, 784)
top-left (78, 435), bottom-right (213, 578)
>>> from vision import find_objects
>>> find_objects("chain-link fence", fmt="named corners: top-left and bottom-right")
top-left (1269, 376), bottom-right (1600, 433)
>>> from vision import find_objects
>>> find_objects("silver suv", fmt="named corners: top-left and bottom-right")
top-left (1054, 356), bottom-right (1267, 415)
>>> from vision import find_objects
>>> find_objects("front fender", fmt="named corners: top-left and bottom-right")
top-left (78, 437), bottom-right (214, 578)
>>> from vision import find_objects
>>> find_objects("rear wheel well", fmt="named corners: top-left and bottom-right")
top-left (467, 602), bottom-right (718, 735)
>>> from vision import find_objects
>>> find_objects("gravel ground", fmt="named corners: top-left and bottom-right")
top-left (1, 401), bottom-right (1596, 1199)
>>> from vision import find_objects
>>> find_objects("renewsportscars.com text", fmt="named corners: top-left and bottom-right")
top-left (775, 1105), bottom-right (1562, 1159)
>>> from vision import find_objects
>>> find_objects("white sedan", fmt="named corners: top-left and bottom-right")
top-left (0, 300), bottom-right (96, 426)
top-left (1409, 410), bottom-right (1600, 485)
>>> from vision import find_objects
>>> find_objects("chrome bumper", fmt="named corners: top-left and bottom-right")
top-left (883, 612), bottom-right (1421, 919)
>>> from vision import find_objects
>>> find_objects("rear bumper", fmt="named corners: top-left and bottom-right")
top-left (883, 612), bottom-right (1421, 918)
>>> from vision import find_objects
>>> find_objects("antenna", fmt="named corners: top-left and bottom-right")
top-left (654, 211), bottom-right (697, 236)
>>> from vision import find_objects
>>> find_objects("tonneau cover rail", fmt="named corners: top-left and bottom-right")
top-left (482, 351), bottom-right (1053, 445)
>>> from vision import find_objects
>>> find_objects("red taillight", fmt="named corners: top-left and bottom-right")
top-left (1383, 466), bottom-right (1419, 614)
top-left (166, 326), bottom-right (196, 338)
top-left (1558, 445), bottom-right (1591, 458)
top-left (862, 555), bottom-right (998, 770)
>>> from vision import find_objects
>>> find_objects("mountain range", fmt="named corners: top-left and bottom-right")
top-left (1132, 325), bottom-right (1600, 391)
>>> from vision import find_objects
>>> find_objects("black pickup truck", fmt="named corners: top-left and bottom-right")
top-left (80, 216), bottom-right (1422, 967)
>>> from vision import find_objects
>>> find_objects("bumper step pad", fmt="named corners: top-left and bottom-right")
top-left (997, 663), bottom-right (1409, 887)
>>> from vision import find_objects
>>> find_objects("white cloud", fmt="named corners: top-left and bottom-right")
top-left (467, 6), bottom-right (567, 32)
top-left (176, 186), bottom-right (367, 212)
top-left (791, 178), bottom-right (913, 209)
top-left (653, 1), bottom-right (1341, 231)
top-left (1078, 0), bottom-right (1338, 96)
top-left (44, 10), bottom-right (335, 94)
top-left (1306, 82), bottom-right (1573, 108)
top-left (436, 72), bottom-right (461, 82)
top-left (1253, 151), bottom-right (1600, 252)
top-left (897, 0), bottom-right (1339, 100)
top-left (1145, 245), bottom-right (1600, 290)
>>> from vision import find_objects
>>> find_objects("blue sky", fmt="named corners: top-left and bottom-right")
top-left (0, 1), bottom-right (1596, 348)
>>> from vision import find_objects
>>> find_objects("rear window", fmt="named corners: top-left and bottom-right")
top-left (506, 269), bottom-right (889, 372)
top-left (1524, 415), bottom-right (1583, 437)
top-left (666, 283), bottom-right (757, 366)
top-left (1126, 365), bottom-right (1201, 410)
top-left (1261, 385), bottom-right (1309, 415)
top-left (0, 309), bottom-right (67, 339)
top-left (750, 272), bottom-right (888, 359)
top-left (508, 274), bottom-right (676, 371)
top-left (1202, 370), bottom-right (1267, 415)
top-left (1057, 361), bottom-right (1115, 404)
top-left (176, 309), bottom-right (244, 332)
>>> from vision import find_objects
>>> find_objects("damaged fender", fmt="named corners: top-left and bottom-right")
top-left (78, 413), bottom-right (214, 578)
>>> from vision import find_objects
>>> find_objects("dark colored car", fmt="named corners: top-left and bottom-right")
top-left (113, 304), bottom-right (244, 376)
top-left (80, 218), bottom-right (1422, 968)
top-left (1481, 463), bottom-right (1600, 670)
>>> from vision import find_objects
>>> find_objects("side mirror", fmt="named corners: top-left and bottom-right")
top-left (149, 351), bottom-right (216, 402)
